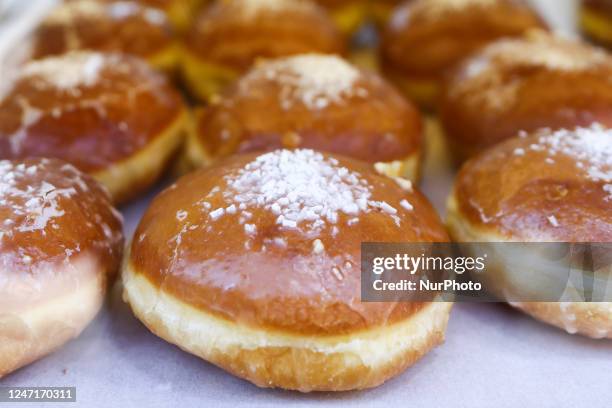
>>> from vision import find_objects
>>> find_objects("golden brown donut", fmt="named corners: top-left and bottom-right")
top-left (186, 54), bottom-right (423, 181)
top-left (312, 0), bottom-right (368, 33)
top-left (31, 0), bottom-right (178, 72)
top-left (123, 148), bottom-right (452, 391)
top-left (440, 31), bottom-right (612, 163)
top-left (380, 0), bottom-right (546, 110)
top-left (0, 51), bottom-right (190, 204)
top-left (0, 158), bottom-right (124, 378)
top-left (181, 0), bottom-right (345, 101)
top-left (580, 0), bottom-right (612, 49)
top-left (447, 124), bottom-right (612, 339)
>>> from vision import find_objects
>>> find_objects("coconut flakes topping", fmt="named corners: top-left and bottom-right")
top-left (200, 149), bottom-right (407, 235)
top-left (533, 124), bottom-right (612, 200)
top-left (22, 52), bottom-right (106, 90)
top-left (241, 54), bottom-right (364, 110)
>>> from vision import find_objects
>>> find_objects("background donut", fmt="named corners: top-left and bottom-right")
top-left (181, 0), bottom-right (345, 101)
top-left (186, 54), bottom-right (423, 181)
top-left (85, 0), bottom-right (208, 32)
top-left (380, 0), bottom-right (546, 110)
top-left (30, 0), bottom-right (178, 72)
top-left (580, 0), bottom-right (612, 49)
top-left (0, 158), bottom-right (124, 378)
top-left (123, 148), bottom-right (452, 391)
top-left (440, 31), bottom-right (612, 163)
top-left (447, 124), bottom-right (612, 339)
top-left (0, 51), bottom-right (190, 204)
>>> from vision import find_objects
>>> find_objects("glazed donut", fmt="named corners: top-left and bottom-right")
top-left (447, 124), bottom-right (612, 339)
top-left (312, 0), bottom-right (368, 33)
top-left (440, 31), bottom-right (612, 163)
top-left (31, 0), bottom-right (178, 72)
top-left (182, 0), bottom-right (345, 101)
top-left (186, 54), bottom-right (423, 181)
top-left (0, 158), bottom-right (123, 378)
top-left (580, 0), bottom-right (612, 49)
top-left (0, 51), bottom-right (189, 204)
top-left (123, 148), bottom-right (452, 391)
top-left (380, 0), bottom-right (545, 110)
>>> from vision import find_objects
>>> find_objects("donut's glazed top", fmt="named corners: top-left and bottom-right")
top-left (381, 0), bottom-right (545, 80)
top-left (440, 32), bottom-right (612, 157)
top-left (453, 124), bottom-right (612, 242)
top-left (185, 0), bottom-right (345, 71)
top-left (0, 52), bottom-right (184, 173)
top-left (130, 149), bottom-right (448, 335)
top-left (31, 0), bottom-right (174, 60)
top-left (196, 54), bottom-right (422, 163)
top-left (0, 158), bottom-right (124, 309)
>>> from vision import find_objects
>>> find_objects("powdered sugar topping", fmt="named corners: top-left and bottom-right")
top-left (241, 54), bottom-right (365, 110)
top-left (532, 124), bottom-right (612, 200)
top-left (453, 32), bottom-right (612, 110)
top-left (228, 0), bottom-right (318, 18)
top-left (46, 0), bottom-right (167, 26)
top-left (22, 52), bottom-right (106, 90)
top-left (410, 0), bottom-right (498, 19)
top-left (465, 33), bottom-right (610, 76)
top-left (199, 149), bottom-right (408, 236)
top-left (0, 160), bottom-right (78, 236)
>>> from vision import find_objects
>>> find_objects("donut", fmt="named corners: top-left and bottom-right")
top-left (580, 0), bottom-right (612, 49)
top-left (186, 54), bottom-right (423, 181)
top-left (312, 0), bottom-right (368, 33)
top-left (123, 148), bottom-right (452, 391)
top-left (0, 51), bottom-right (189, 204)
top-left (181, 0), bottom-right (345, 101)
top-left (380, 0), bottom-right (545, 110)
top-left (31, 0), bottom-right (178, 72)
top-left (440, 31), bottom-right (612, 163)
top-left (0, 158), bottom-right (123, 378)
top-left (447, 124), bottom-right (612, 339)
top-left (87, 0), bottom-right (207, 32)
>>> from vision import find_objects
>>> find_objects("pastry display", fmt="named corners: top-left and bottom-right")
top-left (380, 0), bottom-right (545, 110)
top-left (31, 0), bottom-right (178, 72)
top-left (447, 124), bottom-right (612, 339)
top-left (186, 54), bottom-right (423, 181)
top-left (181, 0), bottom-right (345, 101)
top-left (0, 158), bottom-right (124, 377)
top-left (440, 31), bottom-right (612, 163)
top-left (0, 51), bottom-right (189, 204)
top-left (123, 148), bottom-right (452, 391)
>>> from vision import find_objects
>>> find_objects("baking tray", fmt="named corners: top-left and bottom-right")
top-left (0, 1), bottom-right (610, 407)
